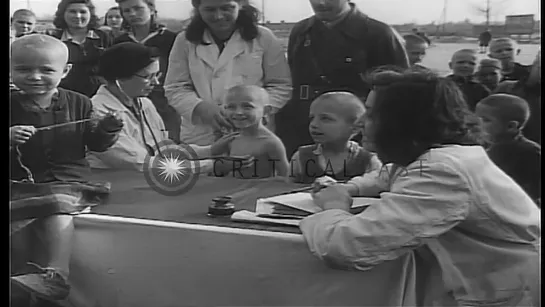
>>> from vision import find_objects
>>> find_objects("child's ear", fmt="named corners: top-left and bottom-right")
top-left (506, 120), bottom-right (521, 133)
top-left (448, 62), bottom-right (453, 69)
top-left (62, 64), bottom-right (72, 79)
top-left (516, 49), bottom-right (521, 56)
top-left (263, 105), bottom-right (272, 117)
top-left (352, 117), bottom-right (365, 135)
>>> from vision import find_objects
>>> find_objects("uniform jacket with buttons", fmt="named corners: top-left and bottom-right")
top-left (164, 26), bottom-right (292, 146)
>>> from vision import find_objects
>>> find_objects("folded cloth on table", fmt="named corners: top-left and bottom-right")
top-left (10, 180), bottom-right (111, 235)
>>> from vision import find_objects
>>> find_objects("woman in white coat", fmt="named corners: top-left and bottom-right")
top-left (88, 42), bottom-right (236, 171)
top-left (164, 0), bottom-right (292, 146)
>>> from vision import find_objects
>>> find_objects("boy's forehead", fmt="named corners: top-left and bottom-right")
top-left (226, 87), bottom-right (266, 103)
top-left (13, 13), bottom-right (36, 21)
top-left (490, 40), bottom-right (514, 50)
top-left (452, 51), bottom-right (476, 61)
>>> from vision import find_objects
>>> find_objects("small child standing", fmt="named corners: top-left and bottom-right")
top-left (475, 94), bottom-right (541, 206)
top-left (476, 58), bottom-right (502, 92)
top-left (290, 92), bottom-right (382, 184)
top-left (488, 38), bottom-right (531, 82)
top-left (402, 34), bottom-right (429, 69)
top-left (215, 85), bottom-right (289, 179)
top-left (446, 49), bottom-right (490, 111)
top-left (495, 49), bottom-right (541, 145)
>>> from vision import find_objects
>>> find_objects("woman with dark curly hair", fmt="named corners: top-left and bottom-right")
top-left (301, 69), bottom-right (540, 306)
top-left (113, 0), bottom-right (181, 142)
top-left (99, 7), bottom-right (125, 38)
top-left (164, 0), bottom-right (291, 146)
top-left (45, 0), bottom-right (113, 97)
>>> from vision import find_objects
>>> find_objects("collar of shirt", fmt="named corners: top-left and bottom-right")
top-left (61, 29), bottom-right (100, 44)
top-left (322, 5), bottom-right (352, 28)
top-left (18, 89), bottom-right (63, 112)
top-left (312, 141), bottom-right (359, 156)
top-left (305, 3), bottom-right (368, 40)
top-left (127, 26), bottom-right (165, 44)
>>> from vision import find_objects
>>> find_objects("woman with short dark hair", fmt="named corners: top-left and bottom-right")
top-left (164, 0), bottom-right (291, 146)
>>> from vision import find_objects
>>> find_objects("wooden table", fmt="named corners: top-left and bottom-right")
top-left (66, 170), bottom-right (420, 307)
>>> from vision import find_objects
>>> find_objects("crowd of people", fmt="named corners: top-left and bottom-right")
top-left (10, 0), bottom-right (541, 306)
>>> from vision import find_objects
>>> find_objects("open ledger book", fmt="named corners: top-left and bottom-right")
top-left (231, 192), bottom-right (380, 227)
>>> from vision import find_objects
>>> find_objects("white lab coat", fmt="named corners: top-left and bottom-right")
top-left (164, 26), bottom-right (292, 146)
top-left (87, 85), bottom-right (213, 171)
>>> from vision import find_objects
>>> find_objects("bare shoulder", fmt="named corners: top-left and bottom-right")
top-left (263, 131), bottom-right (286, 152)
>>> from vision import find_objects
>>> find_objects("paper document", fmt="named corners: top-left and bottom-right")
top-left (231, 210), bottom-right (301, 227)
top-left (255, 192), bottom-right (380, 219)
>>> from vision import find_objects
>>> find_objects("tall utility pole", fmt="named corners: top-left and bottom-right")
top-left (485, 0), bottom-right (491, 27)
top-left (441, 0), bottom-right (448, 35)
top-left (27, 0), bottom-right (31, 9)
top-left (262, 0), bottom-right (266, 24)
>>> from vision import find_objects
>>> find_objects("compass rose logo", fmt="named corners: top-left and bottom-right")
top-left (143, 141), bottom-right (201, 196)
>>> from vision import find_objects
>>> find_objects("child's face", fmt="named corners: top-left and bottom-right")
top-left (475, 104), bottom-right (509, 142)
top-left (106, 9), bottom-right (124, 29)
top-left (119, 0), bottom-right (153, 27)
top-left (224, 89), bottom-right (265, 129)
top-left (476, 66), bottom-right (501, 90)
top-left (11, 48), bottom-right (70, 96)
top-left (406, 42), bottom-right (428, 65)
top-left (449, 52), bottom-right (477, 77)
top-left (12, 14), bottom-right (36, 36)
top-left (308, 98), bottom-right (356, 145)
top-left (489, 41), bottom-right (516, 67)
top-left (64, 3), bottom-right (91, 29)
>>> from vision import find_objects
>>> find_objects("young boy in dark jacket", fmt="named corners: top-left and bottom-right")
top-left (475, 94), bottom-right (541, 206)
top-left (10, 34), bottom-right (123, 304)
top-left (446, 49), bottom-right (490, 111)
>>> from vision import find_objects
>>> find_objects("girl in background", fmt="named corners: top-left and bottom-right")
top-left (114, 0), bottom-right (181, 142)
top-left (46, 0), bottom-right (113, 97)
top-left (100, 6), bottom-right (125, 38)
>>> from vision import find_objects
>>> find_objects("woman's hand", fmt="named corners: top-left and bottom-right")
top-left (210, 132), bottom-right (240, 156)
top-left (194, 101), bottom-right (233, 132)
top-left (10, 125), bottom-right (37, 145)
top-left (312, 176), bottom-right (338, 193)
top-left (312, 185), bottom-right (353, 212)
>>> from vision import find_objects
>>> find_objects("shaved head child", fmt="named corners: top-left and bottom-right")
top-left (9, 34), bottom-right (124, 303)
top-left (214, 85), bottom-right (289, 179)
top-left (290, 91), bottom-right (382, 184)
top-left (476, 58), bottom-right (502, 91)
top-left (475, 94), bottom-right (541, 205)
top-left (446, 49), bottom-right (490, 111)
top-left (11, 9), bottom-right (37, 38)
top-left (10, 34), bottom-right (122, 182)
top-left (403, 34), bottom-right (429, 67)
top-left (489, 38), bottom-right (531, 82)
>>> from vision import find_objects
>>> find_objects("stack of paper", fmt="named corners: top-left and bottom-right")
top-left (231, 192), bottom-right (380, 227)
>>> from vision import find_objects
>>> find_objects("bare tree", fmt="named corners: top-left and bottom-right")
top-left (472, 0), bottom-right (511, 26)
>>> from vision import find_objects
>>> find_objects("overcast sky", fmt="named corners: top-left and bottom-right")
top-left (10, 0), bottom-right (541, 25)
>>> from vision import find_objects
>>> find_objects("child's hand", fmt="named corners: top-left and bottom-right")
top-left (211, 132), bottom-right (240, 156)
top-left (10, 125), bottom-right (37, 145)
top-left (98, 112), bottom-right (124, 133)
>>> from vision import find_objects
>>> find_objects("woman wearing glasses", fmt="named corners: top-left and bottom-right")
top-left (87, 43), bottom-right (236, 171)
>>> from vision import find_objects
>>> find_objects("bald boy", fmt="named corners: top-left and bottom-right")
top-left (290, 91), bottom-right (382, 184)
top-left (10, 34), bottom-right (124, 303)
top-left (489, 38), bottom-right (530, 82)
top-left (446, 49), bottom-right (490, 111)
